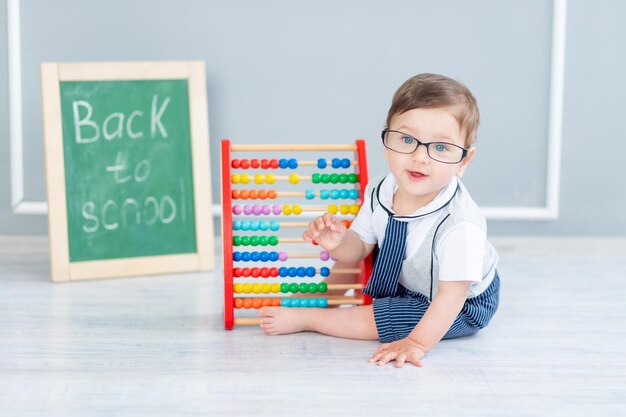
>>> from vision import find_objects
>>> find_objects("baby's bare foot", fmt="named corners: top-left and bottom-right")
top-left (258, 307), bottom-right (311, 335)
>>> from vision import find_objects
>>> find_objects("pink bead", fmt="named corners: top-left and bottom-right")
top-left (252, 205), bottom-right (262, 215)
top-left (232, 205), bottom-right (243, 215)
top-left (320, 251), bottom-right (330, 261)
top-left (261, 205), bottom-right (271, 215)
top-left (272, 205), bottom-right (282, 215)
top-left (243, 205), bottom-right (253, 215)
top-left (278, 252), bottom-right (288, 261)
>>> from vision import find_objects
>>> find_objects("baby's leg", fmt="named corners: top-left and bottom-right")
top-left (259, 305), bottom-right (378, 340)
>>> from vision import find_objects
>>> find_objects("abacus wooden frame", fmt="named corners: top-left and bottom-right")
top-left (221, 139), bottom-right (373, 329)
top-left (41, 61), bottom-right (214, 282)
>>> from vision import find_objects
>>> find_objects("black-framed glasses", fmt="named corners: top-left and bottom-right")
top-left (381, 129), bottom-right (468, 164)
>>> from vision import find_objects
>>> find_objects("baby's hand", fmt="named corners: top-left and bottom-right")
top-left (368, 337), bottom-right (426, 368)
top-left (302, 213), bottom-right (347, 251)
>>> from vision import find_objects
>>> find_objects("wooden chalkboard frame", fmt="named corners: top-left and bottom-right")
top-left (41, 61), bottom-right (214, 282)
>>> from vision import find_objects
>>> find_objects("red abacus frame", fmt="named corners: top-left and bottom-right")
top-left (221, 140), bottom-right (373, 329)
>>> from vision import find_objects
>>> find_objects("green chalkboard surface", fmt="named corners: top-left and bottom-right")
top-left (59, 80), bottom-right (197, 262)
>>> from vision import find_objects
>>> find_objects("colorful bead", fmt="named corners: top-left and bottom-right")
top-left (272, 205), bottom-right (282, 215)
top-left (233, 220), bottom-right (242, 230)
top-left (254, 174), bottom-right (265, 184)
top-left (259, 236), bottom-right (269, 246)
top-left (318, 282), bottom-right (328, 292)
top-left (252, 205), bottom-right (262, 215)
top-left (231, 159), bottom-right (241, 169)
top-left (261, 159), bottom-right (270, 169)
top-left (233, 236), bottom-right (241, 246)
top-left (348, 174), bottom-right (358, 183)
top-left (292, 205), bottom-right (302, 215)
top-left (243, 205), bottom-right (253, 215)
top-left (271, 283), bottom-right (281, 293)
top-left (268, 236), bottom-right (279, 246)
top-left (289, 283), bottom-right (299, 293)
top-left (270, 221), bottom-right (280, 231)
top-left (297, 267), bottom-right (307, 277)
top-left (266, 174), bottom-right (276, 184)
top-left (339, 205), bottom-right (349, 215)
top-left (299, 283), bottom-right (309, 293)
top-left (350, 204), bottom-right (360, 215)
top-left (261, 205), bottom-right (271, 215)
top-left (321, 174), bottom-right (330, 183)
top-left (242, 298), bottom-right (252, 309)
top-left (320, 251), bottom-right (330, 261)
top-left (306, 267), bottom-right (316, 277)
top-left (283, 205), bottom-right (292, 215)
top-left (289, 174), bottom-right (299, 184)
top-left (250, 159), bottom-right (260, 169)
top-left (341, 158), bottom-right (350, 168)
top-left (232, 205), bottom-right (243, 215)
top-left (269, 159), bottom-right (279, 169)
top-left (278, 252), bottom-right (288, 261)
top-left (231, 174), bottom-right (241, 184)
top-left (234, 298), bottom-right (243, 308)
top-left (318, 298), bottom-right (328, 308)
top-left (288, 267), bottom-right (298, 277)
top-left (339, 174), bottom-right (348, 184)
top-left (330, 189), bottom-right (340, 200)
top-left (317, 158), bottom-right (327, 169)
top-left (308, 283), bottom-right (318, 293)
top-left (320, 190), bottom-right (330, 200)
top-left (328, 205), bottom-right (338, 214)
top-left (279, 159), bottom-right (288, 169)
top-left (330, 174), bottom-right (339, 184)
top-left (320, 267), bottom-right (330, 277)
top-left (332, 158), bottom-right (341, 168)
top-left (240, 159), bottom-right (250, 169)
top-left (233, 283), bottom-right (243, 293)
top-left (241, 174), bottom-right (251, 184)
top-left (305, 190), bottom-right (315, 200)
top-left (312, 173), bottom-right (321, 184)
top-left (288, 159), bottom-right (298, 169)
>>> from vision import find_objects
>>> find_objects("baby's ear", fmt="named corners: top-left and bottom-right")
top-left (456, 147), bottom-right (475, 177)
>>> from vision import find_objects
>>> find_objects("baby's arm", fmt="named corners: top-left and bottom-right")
top-left (302, 213), bottom-right (374, 263)
top-left (369, 280), bottom-right (471, 367)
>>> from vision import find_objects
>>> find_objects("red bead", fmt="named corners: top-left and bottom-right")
top-left (261, 159), bottom-right (270, 169)
top-left (250, 159), bottom-right (260, 168)
top-left (240, 159), bottom-right (250, 169)
top-left (311, 240), bottom-right (319, 246)
top-left (242, 268), bottom-right (251, 277)
top-left (269, 267), bottom-right (279, 277)
top-left (251, 267), bottom-right (261, 278)
top-left (269, 159), bottom-right (279, 169)
top-left (233, 267), bottom-right (243, 277)
top-left (260, 267), bottom-right (270, 278)
top-left (231, 159), bottom-right (241, 169)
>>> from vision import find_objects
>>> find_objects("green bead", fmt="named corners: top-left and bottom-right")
top-left (249, 236), bottom-right (260, 246)
top-left (312, 173), bottom-right (321, 184)
top-left (259, 236), bottom-right (269, 246)
top-left (233, 236), bottom-right (241, 246)
top-left (329, 174), bottom-right (339, 184)
top-left (321, 174), bottom-right (330, 184)
top-left (241, 236), bottom-right (250, 246)
top-left (308, 283), bottom-right (318, 293)
top-left (299, 283), bottom-right (309, 293)
top-left (268, 236), bottom-right (279, 246)
top-left (348, 174), bottom-right (358, 184)
top-left (318, 282), bottom-right (328, 293)
top-left (280, 283), bottom-right (290, 293)
top-left (289, 283), bottom-right (299, 293)
top-left (338, 174), bottom-right (348, 184)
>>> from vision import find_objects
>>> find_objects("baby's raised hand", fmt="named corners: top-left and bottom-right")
top-left (302, 213), bottom-right (347, 251)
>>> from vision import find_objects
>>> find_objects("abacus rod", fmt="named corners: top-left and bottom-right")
top-left (279, 222), bottom-right (310, 228)
top-left (275, 191), bottom-right (359, 198)
top-left (230, 144), bottom-right (358, 152)
top-left (232, 284), bottom-right (364, 295)
top-left (278, 237), bottom-right (306, 243)
top-left (298, 160), bottom-right (359, 166)
top-left (234, 318), bottom-right (261, 326)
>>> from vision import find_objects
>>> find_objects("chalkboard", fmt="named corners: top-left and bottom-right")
top-left (41, 62), bottom-right (213, 282)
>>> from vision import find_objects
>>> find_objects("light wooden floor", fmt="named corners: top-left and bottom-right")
top-left (1, 236), bottom-right (625, 417)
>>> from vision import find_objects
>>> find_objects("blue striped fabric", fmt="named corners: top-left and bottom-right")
top-left (373, 273), bottom-right (501, 343)
top-left (363, 217), bottom-right (407, 298)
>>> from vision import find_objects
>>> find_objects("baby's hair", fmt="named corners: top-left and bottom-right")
top-left (386, 73), bottom-right (480, 147)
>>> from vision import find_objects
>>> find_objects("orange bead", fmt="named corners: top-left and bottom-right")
top-left (252, 298), bottom-right (263, 309)
top-left (249, 190), bottom-right (259, 199)
top-left (342, 220), bottom-right (352, 228)
top-left (242, 298), bottom-right (253, 309)
top-left (240, 190), bottom-right (250, 199)
top-left (268, 190), bottom-right (278, 199)
top-left (234, 298), bottom-right (243, 309)
top-left (258, 190), bottom-right (268, 199)
top-left (232, 190), bottom-right (241, 199)
top-left (262, 298), bottom-right (272, 307)
top-left (270, 298), bottom-right (281, 306)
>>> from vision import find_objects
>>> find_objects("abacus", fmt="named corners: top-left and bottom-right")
top-left (221, 140), bottom-right (373, 329)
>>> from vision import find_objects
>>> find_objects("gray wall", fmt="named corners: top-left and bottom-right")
top-left (1, 0), bottom-right (624, 236)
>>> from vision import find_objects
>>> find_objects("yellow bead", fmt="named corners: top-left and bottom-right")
top-left (261, 283), bottom-right (271, 294)
top-left (252, 283), bottom-right (261, 294)
top-left (339, 204), bottom-right (349, 215)
top-left (350, 204), bottom-right (360, 215)
top-left (271, 283), bottom-right (281, 293)
top-left (266, 173), bottom-right (276, 184)
top-left (328, 205), bottom-right (338, 214)
top-left (283, 205), bottom-right (292, 215)
top-left (289, 173), bottom-right (300, 184)
top-left (292, 204), bottom-right (302, 215)
top-left (233, 283), bottom-right (243, 294)
top-left (241, 174), bottom-right (251, 184)
top-left (254, 173), bottom-right (265, 184)
top-left (242, 283), bottom-right (252, 294)
top-left (231, 174), bottom-right (241, 184)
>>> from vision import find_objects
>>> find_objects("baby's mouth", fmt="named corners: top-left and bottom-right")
top-left (408, 170), bottom-right (427, 180)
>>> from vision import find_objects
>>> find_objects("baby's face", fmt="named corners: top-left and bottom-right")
top-left (384, 107), bottom-right (474, 211)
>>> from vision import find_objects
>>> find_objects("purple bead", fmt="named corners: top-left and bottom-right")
top-left (262, 205), bottom-right (271, 215)
top-left (272, 205), bottom-right (282, 215)
top-left (278, 251), bottom-right (288, 261)
top-left (252, 204), bottom-right (262, 215)
top-left (243, 205), bottom-right (253, 215)
top-left (320, 251), bottom-right (330, 261)
top-left (232, 205), bottom-right (243, 215)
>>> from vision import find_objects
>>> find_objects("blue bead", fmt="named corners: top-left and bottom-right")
top-left (330, 189), bottom-right (340, 200)
top-left (269, 221), bottom-right (280, 231)
top-left (332, 158), bottom-right (341, 168)
top-left (279, 158), bottom-right (288, 169)
top-left (250, 252), bottom-right (260, 261)
top-left (259, 221), bottom-right (269, 231)
top-left (317, 158), bottom-right (327, 169)
top-left (233, 221), bottom-right (242, 231)
top-left (341, 158), bottom-right (350, 168)
top-left (305, 190), bottom-right (315, 200)
top-left (241, 252), bottom-right (251, 262)
top-left (318, 298), bottom-right (328, 308)
top-left (281, 298), bottom-right (290, 307)
top-left (290, 299), bottom-right (300, 307)
top-left (240, 220), bottom-right (251, 231)
top-left (339, 189), bottom-right (349, 199)
top-left (250, 221), bottom-right (259, 231)
top-left (288, 158), bottom-right (298, 169)
top-left (306, 267), bottom-right (316, 277)
top-left (269, 251), bottom-right (279, 261)
top-left (233, 252), bottom-right (242, 261)
top-left (297, 267), bottom-right (307, 277)
top-left (288, 267), bottom-right (298, 277)
top-left (279, 267), bottom-right (288, 277)
top-left (319, 190), bottom-right (330, 200)
top-left (349, 189), bottom-right (359, 199)
top-left (259, 251), bottom-right (269, 262)
top-left (299, 299), bottom-right (309, 308)
top-left (320, 267), bottom-right (330, 277)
